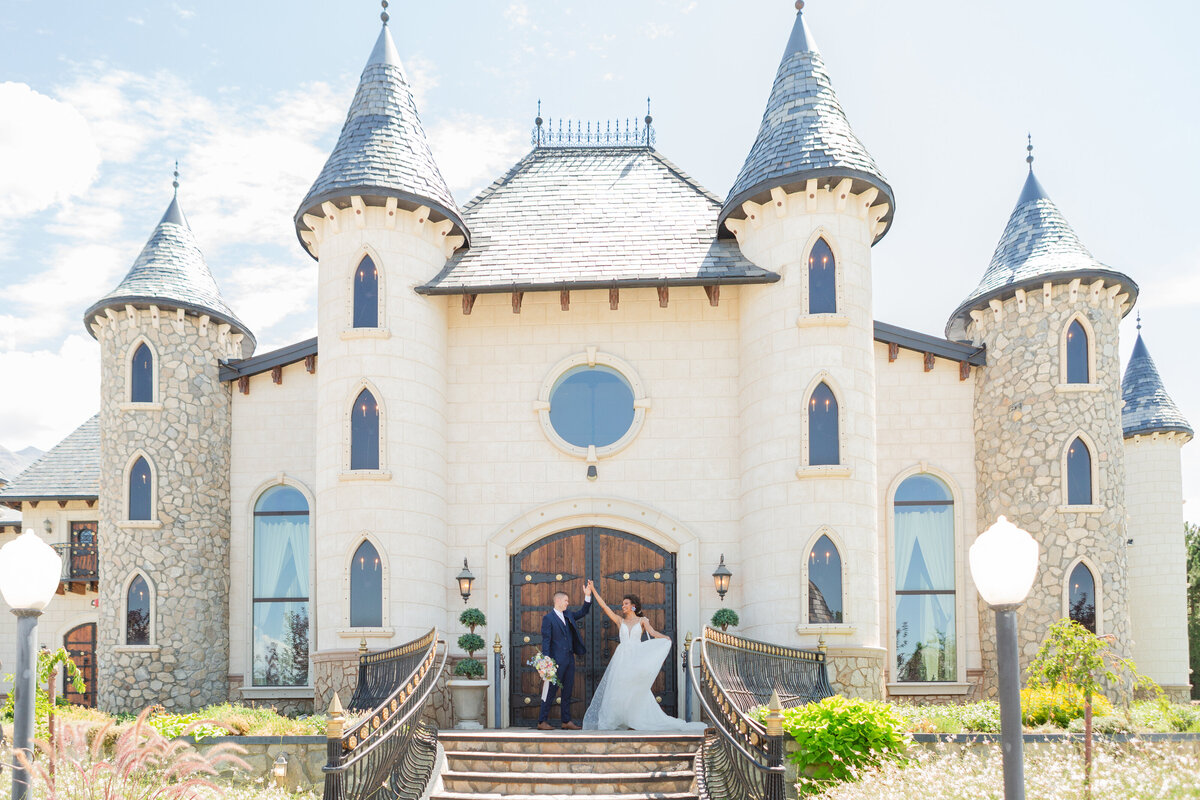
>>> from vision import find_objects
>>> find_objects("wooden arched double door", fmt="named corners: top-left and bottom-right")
top-left (509, 527), bottom-right (677, 727)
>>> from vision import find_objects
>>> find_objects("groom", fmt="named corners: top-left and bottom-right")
top-left (536, 579), bottom-right (593, 730)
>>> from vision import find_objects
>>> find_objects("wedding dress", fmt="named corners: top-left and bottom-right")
top-left (582, 618), bottom-right (707, 731)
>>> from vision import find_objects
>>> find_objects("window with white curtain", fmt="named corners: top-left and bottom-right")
top-left (894, 474), bottom-right (956, 682)
top-left (252, 485), bottom-right (310, 686)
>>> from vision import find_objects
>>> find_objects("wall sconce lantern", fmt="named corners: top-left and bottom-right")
top-left (456, 558), bottom-right (475, 605)
top-left (712, 554), bottom-right (731, 602)
top-left (42, 519), bottom-right (52, 536)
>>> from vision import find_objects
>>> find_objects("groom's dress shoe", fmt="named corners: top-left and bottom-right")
top-left (537, 722), bottom-right (553, 730)
top-left (562, 721), bottom-right (582, 730)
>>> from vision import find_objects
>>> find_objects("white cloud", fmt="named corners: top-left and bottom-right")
top-left (0, 83), bottom-right (100, 213)
top-left (0, 335), bottom-right (99, 451)
top-left (224, 257), bottom-right (318, 336)
top-left (505, 2), bottom-right (531, 28)
top-left (643, 22), bottom-right (675, 40)
top-left (427, 114), bottom-right (529, 202)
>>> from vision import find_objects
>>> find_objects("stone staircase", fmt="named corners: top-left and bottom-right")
top-left (431, 730), bottom-right (704, 799)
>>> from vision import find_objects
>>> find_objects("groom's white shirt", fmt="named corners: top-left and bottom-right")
top-left (555, 596), bottom-right (591, 627)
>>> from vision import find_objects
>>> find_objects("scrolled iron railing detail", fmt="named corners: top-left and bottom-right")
top-left (531, 116), bottom-right (655, 148)
top-left (687, 627), bottom-right (835, 800)
top-left (324, 628), bottom-right (447, 800)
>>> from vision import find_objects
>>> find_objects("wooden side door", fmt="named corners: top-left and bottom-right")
top-left (63, 623), bottom-right (96, 707)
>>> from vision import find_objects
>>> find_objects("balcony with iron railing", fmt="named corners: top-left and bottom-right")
top-left (50, 542), bottom-right (99, 594)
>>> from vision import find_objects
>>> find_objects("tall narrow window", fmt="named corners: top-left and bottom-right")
top-left (1068, 562), bottom-right (1097, 633)
top-left (894, 474), bottom-right (956, 682)
top-left (1066, 320), bottom-right (1089, 384)
top-left (353, 256), bottom-right (379, 328)
top-left (350, 389), bottom-right (380, 470)
top-left (1067, 437), bottom-right (1092, 505)
top-left (253, 486), bottom-right (310, 686)
top-left (126, 575), bottom-right (150, 645)
top-left (131, 343), bottom-right (153, 402)
top-left (808, 238), bottom-right (836, 314)
top-left (807, 534), bottom-right (843, 623)
top-left (350, 540), bottom-right (383, 628)
top-left (808, 383), bottom-right (839, 465)
top-left (128, 457), bottom-right (152, 521)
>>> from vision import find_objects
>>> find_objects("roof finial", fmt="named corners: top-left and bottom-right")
top-left (796, 0), bottom-right (805, 10)
top-left (172, 160), bottom-right (180, 194)
top-left (1137, 311), bottom-right (1142, 331)
top-left (380, 0), bottom-right (389, 25)
top-left (1026, 133), bottom-right (1034, 171)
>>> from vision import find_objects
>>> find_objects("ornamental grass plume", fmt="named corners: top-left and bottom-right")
top-left (12, 705), bottom-right (250, 800)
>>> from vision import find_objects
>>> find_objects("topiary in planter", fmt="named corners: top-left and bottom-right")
top-left (711, 608), bottom-right (740, 632)
top-left (453, 658), bottom-right (485, 679)
top-left (457, 632), bottom-right (485, 659)
top-left (460, 607), bottom-right (486, 634)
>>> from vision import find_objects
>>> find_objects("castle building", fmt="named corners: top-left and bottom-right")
top-left (0, 6), bottom-right (1192, 719)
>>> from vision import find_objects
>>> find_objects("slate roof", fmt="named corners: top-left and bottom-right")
top-left (719, 7), bottom-right (893, 240)
top-left (947, 168), bottom-right (1137, 340)
top-left (84, 195), bottom-right (256, 349)
top-left (418, 147), bottom-right (777, 294)
top-left (1121, 332), bottom-right (1192, 440)
top-left (295, 23), bottom-right (467, 256)
top-left (0, 416), bottom-right (100, 502)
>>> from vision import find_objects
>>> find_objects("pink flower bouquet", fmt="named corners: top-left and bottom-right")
top-left (527, 651), bottom-right (560, 686)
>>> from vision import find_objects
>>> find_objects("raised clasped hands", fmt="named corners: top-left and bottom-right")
top-left (585, 578), bottom-right (596, 598)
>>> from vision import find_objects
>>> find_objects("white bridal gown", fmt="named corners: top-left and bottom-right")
top-left (583, 618), bottom-right (708, 732)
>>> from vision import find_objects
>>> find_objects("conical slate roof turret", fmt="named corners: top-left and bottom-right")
top-left (294, 17), bottom-right (467, 257)
top-left (1121, 327), bottom-right (1192, 440)
top-left (719, 3), bottom-right (893, 240)
top-left (84, 182), bottom-right (255, 349)
top-left (947, 148), bottom-right (1137, 339)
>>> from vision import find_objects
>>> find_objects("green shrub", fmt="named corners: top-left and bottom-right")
top-left (457, 632), bottom-right (485, 658)
top-left (755, 696), bottom-right (909, 795)
top-left (889, 701), bottom-right (1000, 734)
top-left (1021, 684), bottom-right (1113, 728)
top-left (460, 607), bottom-right (486, 633)
top-left (1068, 714), bottom-right (1130, 735)
top-left (955, 700), bottom-right (1002, 733)
top-left (710, 608), bottom-right (740, 631)
top-left (453, 657), bottom-right (485, 679)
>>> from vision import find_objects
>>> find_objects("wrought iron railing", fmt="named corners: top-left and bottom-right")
top-left (50, 543), bottom-right (98, 582)
top-left (323, 628), bottom-right (447, 800)
top-left (687, 627), bottom-right (835, 800)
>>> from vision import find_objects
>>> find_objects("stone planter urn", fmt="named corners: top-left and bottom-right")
top-left (447, 677), bottom-right (489, 729)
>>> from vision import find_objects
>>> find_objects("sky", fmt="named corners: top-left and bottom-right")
top-left (1, 0), bottom-right (1197, 521)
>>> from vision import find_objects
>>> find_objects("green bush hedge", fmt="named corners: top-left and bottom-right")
top-left (1020, 684), bottom-right (1113, 728)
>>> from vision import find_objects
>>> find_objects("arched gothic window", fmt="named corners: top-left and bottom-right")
top-left (350, 540), bottom-right (383, 628)
top-left (1067, 437), bottom-right (1092, 505)
top-left (128, 457), bottom-right (152, 521)
top-left (808, 383), bottom-right (839, 466)
top-left (353, 256), bottom-right (379, 328)
top-left (1066, 320), bottom-right (1089, 384)
top-left (350, 389), bottom-right (380, 470)
top-left (807, 534), bottom-right (843, 624)
top-left (894, 474), bottom-right (956, 682)
top-left (1068, 562), bottom-right (1097, 633)
top-left (131, 343), bottom-right (153, 402)
top-left (252, 485), bottom-right (310, 686)
top-left (808, 237), bottom-right (836, 314)
top-left (126, 575), bottom-right (150, 645)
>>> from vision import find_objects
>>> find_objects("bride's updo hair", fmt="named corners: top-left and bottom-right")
top-left (623, 594), bottom-right (644, 617)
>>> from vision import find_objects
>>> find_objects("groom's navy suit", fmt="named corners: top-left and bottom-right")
top-left (537, 597), bottom-right (592, 725)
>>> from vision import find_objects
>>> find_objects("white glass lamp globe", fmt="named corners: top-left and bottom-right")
top-left (969, 515), bottom-right (1039, 607)
top-left (0, 529), bottom-right (63, 611)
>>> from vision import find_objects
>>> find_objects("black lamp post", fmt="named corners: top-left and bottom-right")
top-left (712, 554), bottom-right (731, 602)
top-left (456, 558), bottom-right (475, 604)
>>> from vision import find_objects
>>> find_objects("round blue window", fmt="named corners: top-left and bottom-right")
top-left (549, 366), bottom-right (635, 448)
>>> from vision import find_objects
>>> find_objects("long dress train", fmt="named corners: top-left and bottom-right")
top-left (582, 619), bottom-right (707, 731)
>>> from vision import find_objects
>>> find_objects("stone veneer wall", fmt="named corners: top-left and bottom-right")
top-left (93, 307), bottom-right (244, 712)
top-left (968, 281), bottom-right (1131, 694)
top-left (312, 649), bottom-right (455, 728)
top-left (824, 647), bottom-right (885, 700)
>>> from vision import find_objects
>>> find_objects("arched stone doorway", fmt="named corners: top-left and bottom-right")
top-left (508, 527), bottom-right (677, 727)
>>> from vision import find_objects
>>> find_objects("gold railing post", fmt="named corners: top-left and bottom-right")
top-left (323, 692), bottom-right (346, 800)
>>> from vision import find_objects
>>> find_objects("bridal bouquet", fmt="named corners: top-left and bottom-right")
top-left (527, 651), bottom-right (560, 686)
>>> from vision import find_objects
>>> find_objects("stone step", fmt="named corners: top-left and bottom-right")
top-left (441, 769), bottom-right (696, 795)
top-left (439, 730), bottom-right (704, 756)
top-left (431, 794), bottom-right (698, 800)
top-left (444, 750), bottom-right (695, 774)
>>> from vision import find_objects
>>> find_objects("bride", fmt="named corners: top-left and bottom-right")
top-left (582, 581), bottom-right (707, 732)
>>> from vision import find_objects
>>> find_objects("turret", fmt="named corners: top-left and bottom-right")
top-left (294, 9), bottom-right (465, 705)
top-left (729, 2), bottom-right (892, 699)
top-left (84, 174), bottom-right (251, 712)
top-left (955, 144), bottom-right (1136, 694)
top-left (1121, 322), bottom-right (1193, 700)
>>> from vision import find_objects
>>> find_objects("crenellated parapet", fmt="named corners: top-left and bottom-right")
top-left (298, 199), bottom-right (465, 263)
top-left (89, 305), bottom-right (248, 362)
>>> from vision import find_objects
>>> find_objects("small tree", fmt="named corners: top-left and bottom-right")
top-left (1026, 618), bottom-right (1160, 786)
top-left (2, 647), bottom-right (86, 737)
top-left (1185, 522), bottom-right (1200, 700)
top-left (711, 608), bottom-right (740, 632)
top-left (454, 633), bottom-right (487, 679)
top-left (460, 607), bottom-right (486, 634)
